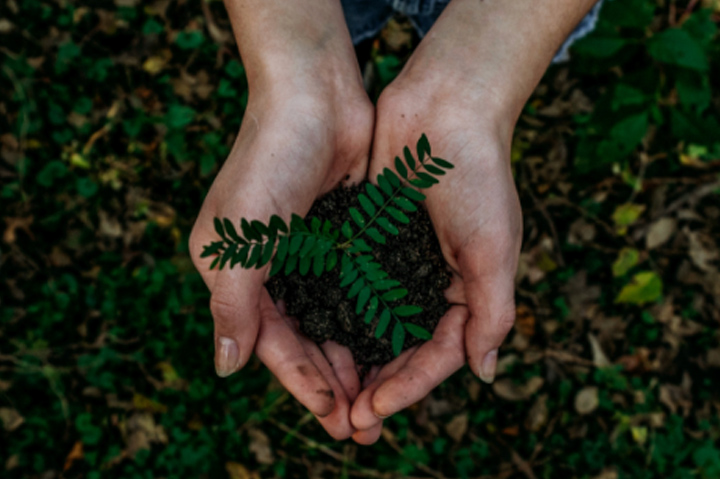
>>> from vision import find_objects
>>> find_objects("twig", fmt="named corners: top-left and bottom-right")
top-left (544, 348), bottom-right (595, 367)
top-left (495, 436), bottom-right (538, 479)
top-left (678, 0), bottom-right (700, 24)
top-left (267, 417), bottom-right (347, 463)
top-left (657, 179), bottom-right (720, 217)
top-left (275, 451), bottom-right (391, 478)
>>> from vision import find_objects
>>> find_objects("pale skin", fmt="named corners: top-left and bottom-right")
top-left (189, 0), bottom-right (601, 443)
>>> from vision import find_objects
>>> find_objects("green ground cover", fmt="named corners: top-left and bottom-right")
top-left (1, 0), bottom-right (719, 477)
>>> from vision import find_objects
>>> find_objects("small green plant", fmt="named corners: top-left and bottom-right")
top-left (201, 134), bottom-right (454, 356)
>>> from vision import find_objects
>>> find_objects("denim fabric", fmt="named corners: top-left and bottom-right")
top-left (341, 0), bottom-right (605, 63)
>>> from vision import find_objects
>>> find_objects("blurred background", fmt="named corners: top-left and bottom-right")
top-left (1, 0), bottom-right (719, 477)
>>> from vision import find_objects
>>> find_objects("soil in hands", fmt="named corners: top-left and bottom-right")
top-left (266, 182), bottom-right (452, 366)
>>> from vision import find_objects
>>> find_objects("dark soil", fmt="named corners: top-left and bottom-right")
top-left (266, 182), bottom-right (451, 366)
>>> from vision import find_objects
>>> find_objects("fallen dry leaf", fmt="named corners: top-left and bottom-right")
top-left (646, 217), bottom-right (676, 250)
top-left (3, 216), bottom-right (34, 243)
top-left (686, 229), bottom-right (719, 272)
top-left (515, 304), bottom-right (536, 337)
top-left (132, 393), bottom-right (168, 414)
top-left (496, 354), bottom-right (520, 375)
top-left (445, 413), bottom-right (468, 442)
top-left (525, 394), bottom-right (549, 432)
top-left (98, 210), bottom-right (123, 238)
top-left (248, 428), bottom-right (274, 465)
top-left (588, 333), bottom-right (612, 368)
top-left (592, 468), bottom-right (618, 479)
top-left (63, 441), bottom-right (83, 471)
top-left (0, 408), bottom-right (24, 431)
top-left (226, 461), bottom-right (259, 479)
top-left (121, 412), bottom-right (168, 457)
top-left (575, 386), bottom-right (599, 415)
top-left (493, 377), bottom-right (544, 401)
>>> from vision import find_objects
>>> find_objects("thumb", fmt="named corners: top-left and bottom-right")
top-left (209, 267), bottom-right (265, 377)
top-left (459, 236), bottom-right (518, 384)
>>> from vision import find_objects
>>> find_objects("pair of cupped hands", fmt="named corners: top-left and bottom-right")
top-left (189, 46), bottom-right (523, 444)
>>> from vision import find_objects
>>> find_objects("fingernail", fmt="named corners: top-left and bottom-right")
top-left (215, 337), bottom-right (240, 378)
top-left (374, 412), bottom-right (391, 420)
top-left (478, 349), bottom-right (498, 384)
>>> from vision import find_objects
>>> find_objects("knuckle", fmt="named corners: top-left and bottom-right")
top-left (209, 293), bottom-right (239, 324)
top-left (495, 305), bottom-right (517, 335)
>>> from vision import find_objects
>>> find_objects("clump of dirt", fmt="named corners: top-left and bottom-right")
top-left (266, 182), bottom-right (451, 366)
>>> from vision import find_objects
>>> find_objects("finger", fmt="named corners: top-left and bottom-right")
top-left (350, 347), bottom-right (417, 431)
top-left (321, 341), bottom-right (361, 403)
top-left (351, 422), bottom-right (383, 445)
top-left (460, 236), bottom-right (519, 384)
top-left (300, 340), bottom-right (356, 440)
top-left (255, 291), bottom-right (336, 418)
top-left (371, 306), bottom-right (468, 418)
top-left (209, 267), bottom-right (266, 377)
top-left (276, 310), bottom-right (355, 439)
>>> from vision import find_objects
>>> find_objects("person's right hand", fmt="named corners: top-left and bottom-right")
top-left (188, 38), bottom-right (374, 438)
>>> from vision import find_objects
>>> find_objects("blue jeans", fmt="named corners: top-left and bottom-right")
top-left (340, 0), bottom-right (605, 63)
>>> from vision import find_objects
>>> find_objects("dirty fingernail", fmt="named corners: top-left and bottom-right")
top-left (478, 348), bottom-right (498, 384)
top-left (215, 337), bottom-right (240, 378)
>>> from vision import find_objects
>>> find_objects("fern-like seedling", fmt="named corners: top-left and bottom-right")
top-left (201, 134), bottom-right (454, 356)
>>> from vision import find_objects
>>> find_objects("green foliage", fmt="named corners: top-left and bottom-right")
top-left (203, 134), bottom-right (453, 356)
top-left (571, 1), bottom-right (720, 172)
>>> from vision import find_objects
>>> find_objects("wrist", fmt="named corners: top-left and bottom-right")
top-left (223, 0), bottom-right (363, 97)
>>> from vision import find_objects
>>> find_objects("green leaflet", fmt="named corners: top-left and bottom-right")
top-left (377, 217), bottom-right (398, 235)
top-left (403, 146), bottom-right (416, 171)
top-left (375, 309), bottom-right (391, 338)
top-left (356, 287), bottom-right (371, 314)
top-left (241, 218), bottom-right (260, 241)
top-left (381, 288), bottom-right (407, 301)
top-left (349, 207), bottom-right (365, 228)
top-left (395, 156), bottom-right (408, 179)
top-left (383, 207), bottom-right (406, 225)
top-left (201, 241), bottom-right (223, 258)
top-left (341, 221), bottom-right (353, 239)
top-left (393, 305), bottom-right (423, 317)
top-left (275, 236), bottom-right (289, 264)
top-left (366, 227), bottom-right (386, 244)
top-left (377, 174), bottom-right (393, 195)
top-left (401, 187), bottom-right (426, 202)
top-left (394, 196), bottom-right (418, 212)
top-left (430, 157), bottom-right (454, 169)
top-left (365, 183), bottom-right (384, 205)
top-left (251, 219), bottom-right (269, 237)
top-left (348, 278), bottom-right (364, 298)
top-left (358, 194), bottom-right (376, 217)
top-left (214, 217), bottom-right (226, 240)
top-left (405, 323), bottom-right (432, 340)
top-left (364, 297), bottom-right (379, 323)
top-left (416, 133), bottom-right (431, 160)
top-left (424, 164), bottom-right (445, 176)
top-left (223, 218), bottom-right (244, 243)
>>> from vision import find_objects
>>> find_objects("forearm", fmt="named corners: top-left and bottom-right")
top-left (222, 0), bottom-right (362, 92)
top-left (399, 0), bottom-right (601, 123)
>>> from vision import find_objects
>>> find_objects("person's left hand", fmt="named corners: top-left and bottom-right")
top-left (348, 74), bottom-right (523, 445)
